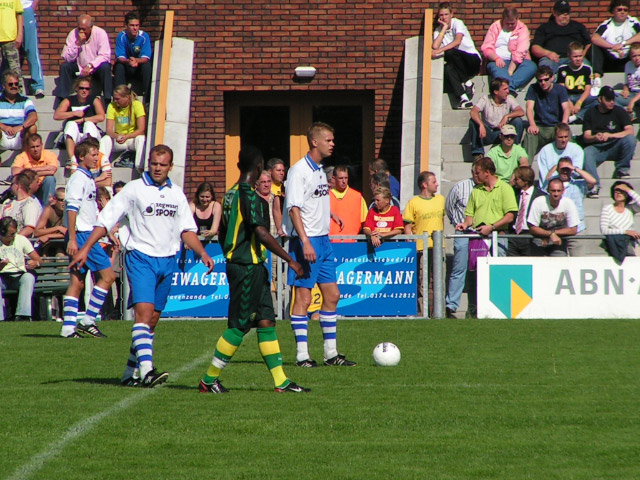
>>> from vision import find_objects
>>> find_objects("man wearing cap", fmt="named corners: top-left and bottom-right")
top-left (469, 77), bottom-right (524, 160)
top-left (582, 86), bottom-right (637, 197)
top-left (531, 0), bottom-right (591, 73)
top-left (486, 124), bottom-right (529, 182)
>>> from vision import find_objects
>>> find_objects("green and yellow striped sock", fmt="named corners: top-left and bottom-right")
top-left (257, 327), bottom-right (289, 389)
top-left (203, 328), bottom-right (245, 384)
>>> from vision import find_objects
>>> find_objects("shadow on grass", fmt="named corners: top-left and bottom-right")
top-left (22, 333), bottom-right (66, 339)
top-left (41, 377), bottom-right (122, 386)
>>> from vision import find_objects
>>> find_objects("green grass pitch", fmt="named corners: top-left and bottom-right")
top-left (1, 318), bottom-right (639, 479)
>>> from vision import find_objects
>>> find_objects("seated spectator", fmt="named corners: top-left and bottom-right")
top-left (591, 0), bottom-right (640, 92)
top-left (615, 42), bottom-right (640, 119)
top-left (431, 1), bottom-right (481, 109)
top-left (368, 158), bottom-right (400, 200)
top-left (113, 180), bottom-right (126, 195)
top-left (557, 43), bottom-right (598, 123)
top-left (114, 11), bottom-right (152, 105)
top-left (486, 124), bottom-right (528, 182)
top-left (600, 181), bottom-right (640, 258)
top-left (508, 166), bottom-right (547, 257)
top-left (524, 66), bottom-right (570, 159)
top-left (1, 171), bottom-right (42, 237)
top-left (583, 86), bottom-right (637, 198)
top-left (537, 123), bottom-right (584, 182)
top-left (11, 133), bottom-right (58, 206)
top-left (189, 181), bottom-right (221, 239)
top-left (34, 187), bottom-right (67, 257)
top-left (470, 77), bottom-right (524, 160)
top-left (59, 14), bottom-right (112, 101)
top-left (0, 70), bottom-right (37, 151)
top-left (364, 187), bottom-right (403, 248)
top-left (53, 76), bottom-right (105, 167)
top-left (0, 217), bottom-right (42, 321)
top-left (99, 85), bottom-right (146, 170)
top-left (543, 157), bottom-right (596, 256)
top-left (527, 178), bottom-right (579, 256)
top-left (369, 172), bottom-right (400, 208)
top-left (481, 7), bottom-right (536, 96)
top-left (531, 0), bottom-right (591, 74)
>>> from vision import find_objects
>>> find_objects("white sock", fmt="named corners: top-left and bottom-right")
top-left (320, 311), bottom-right (338, 360)
top-left (290, 315), bottom-right (310, 362)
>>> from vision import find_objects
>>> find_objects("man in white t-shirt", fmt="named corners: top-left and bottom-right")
top-left (1, 170), bottom-right (42, 238)
top-left (0, 217), bottom-right (42, 321)
top-left (284, 122), bottom-right (355, 368)
top-left (527, 177), bottom-right (579, 256)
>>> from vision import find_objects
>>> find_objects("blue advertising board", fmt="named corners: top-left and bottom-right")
top-left (334, 241), bottom-right (417, 316)
top-left (163, 241), bottom-right (417, 318)
top-left (163, 243), bottom-right (231, 318)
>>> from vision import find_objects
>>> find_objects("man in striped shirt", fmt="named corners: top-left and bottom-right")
top-left (444, 169), bottom-right (477, 318)
top-left (0, 70), bottom-right (37, 151)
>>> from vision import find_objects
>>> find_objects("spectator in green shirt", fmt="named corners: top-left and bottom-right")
top-left (486, 124), bottom-right (529, 182)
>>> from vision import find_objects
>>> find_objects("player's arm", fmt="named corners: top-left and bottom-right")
top-left (254, 225), bottom-right (303, 277)
top-left (69, 225), bottom-right (107, 269)
top-left (181, 230), bottom-right (214, 274)
top-left (289, 206), bottom-right (316, 263)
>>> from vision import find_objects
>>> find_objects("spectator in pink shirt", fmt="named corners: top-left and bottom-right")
top-left (481, 7), bottom-right (537, 97)
top-left (58, 14), bottom-right (112, 102)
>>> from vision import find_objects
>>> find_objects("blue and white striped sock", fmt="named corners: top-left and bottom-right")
top-left (81, 286), bottom-right (108, 326)
top-left (132, 323), bottom-right (153, 379)
top-left (122, 331), bottom-right (153, 381)
top-left (60, 296), bottom-right (79, 337)
top-left (320, 310), bottom-right (338, 360)
top-left (290, 314), bottom-right (309, 362)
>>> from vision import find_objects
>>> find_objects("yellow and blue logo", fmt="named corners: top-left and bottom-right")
top-left (489, 265), bottom-right (533, 318)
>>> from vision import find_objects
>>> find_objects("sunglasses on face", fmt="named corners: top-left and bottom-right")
top-left (6, 82), bottom-right (19, 87)
top-left (538, 77), bottom-right (552, 83)
top-left (77, 86), bottom-right (90, 91)
top-left (503, 135), bottom-right (516, 139)
top-left (615, 7), bottom-right (628, 12)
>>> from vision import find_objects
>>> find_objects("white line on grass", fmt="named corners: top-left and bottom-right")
top-left (6, 352), bottom-right (211, 480)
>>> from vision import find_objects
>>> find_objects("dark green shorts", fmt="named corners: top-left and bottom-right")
top-left (226, 262), bottom-right (275, 330)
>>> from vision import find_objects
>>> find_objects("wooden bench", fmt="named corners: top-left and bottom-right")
top-left (3, 257), bottom-right (70, 321)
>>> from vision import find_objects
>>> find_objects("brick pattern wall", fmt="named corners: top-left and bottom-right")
top-left (35, 0), bottom-right (613, 197)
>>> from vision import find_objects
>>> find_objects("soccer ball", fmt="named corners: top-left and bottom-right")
top-left (372, 342), bottom-right (401, 367)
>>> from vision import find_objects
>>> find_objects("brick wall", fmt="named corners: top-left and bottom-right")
top-left (35, 0), bottom-right (614, 197)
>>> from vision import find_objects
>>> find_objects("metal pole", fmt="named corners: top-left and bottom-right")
top-left (491, 230), bottom-right (498, 257)
top-left (432, 230), bottom-right (444, 319)
top-left (423, 233), bottom-right (429, 318)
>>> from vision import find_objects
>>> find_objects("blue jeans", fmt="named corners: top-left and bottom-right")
top-left (22, 7), bottom-right (44, 92)
top-left (35, 175), bottom-right (56, 206)
top-left (537, 57), bottom-right (570, 75)
top-left (445, 234), bottom-right (468, 312)
top-left (0, 272), bottom-right (35, 319)
top-left (569, 93), bottom-right (597, 121)
top-left (583, 135), bottom-right (637, 186)
top-left (486, 59), bottom-right (537, 92)
top-left (469, 117), bottom-right (524, 155)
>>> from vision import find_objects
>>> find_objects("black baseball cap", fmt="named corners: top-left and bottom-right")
top-left (599, 86), bottom-right (615, 101)
top-left (553, 0), bottom-right (571, 13)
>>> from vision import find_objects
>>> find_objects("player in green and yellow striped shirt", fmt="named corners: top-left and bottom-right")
top-left (199, 145), bottom-right (309, 394)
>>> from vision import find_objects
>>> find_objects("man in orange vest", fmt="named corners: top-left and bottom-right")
top-left (329, 165), bottom-right (367, 242)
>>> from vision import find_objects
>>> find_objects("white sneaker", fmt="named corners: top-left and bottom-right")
top-left (591, 77), bottom-right (601, 97)
top-left (568, 114), bottom-right (577, 124)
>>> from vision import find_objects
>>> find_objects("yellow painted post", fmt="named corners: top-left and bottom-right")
top-left (420, 9), bottom-right (433, 172)
top-left (154, 10), bottom-right (174, 146)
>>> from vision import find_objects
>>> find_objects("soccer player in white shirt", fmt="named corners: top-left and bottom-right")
top-left (60, 140), bottom-right (116, 339)
top-left (71, 145), bottom-right (214, 387)
top-left (283, 122), bottom-right (356, 367)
